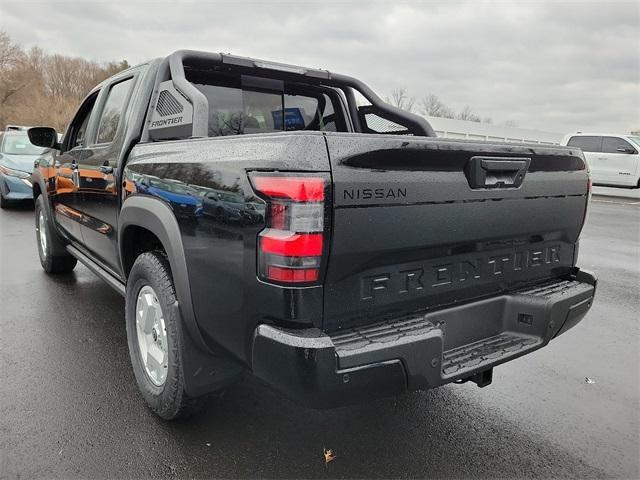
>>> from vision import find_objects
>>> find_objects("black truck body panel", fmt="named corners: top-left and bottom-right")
top-left (30, 49), bottom-right (596, 407)
top-left (124, 133), bottom-right (331, 363)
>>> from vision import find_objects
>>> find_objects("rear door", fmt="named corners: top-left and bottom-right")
top-left (566, 135), bottom-right (603, 183)
top-left (323, 133), bottom-right (589, 331)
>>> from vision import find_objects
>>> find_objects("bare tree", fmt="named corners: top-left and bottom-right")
top-left (0, 31), bottom-right (129, 131)
top-left (103, 60), bottom-right (130, 77)
top-left (44, 55), bottom-right (104, 100)
top-left (0, 31), bottom-right (22, 70)
top-left (457, 105), bottom-right (481, 123)
top-left (419, 94), bottom-right (455, 118)
top-left (0, 33), bottom-right (28, 127)
top-left (385, 88), bottom-right (415, 113)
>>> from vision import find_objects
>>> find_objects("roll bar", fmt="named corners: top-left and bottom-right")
top-left (141, 49), bottom-right (435, 142)
top-left (328, 72), bottom-right (436, 137)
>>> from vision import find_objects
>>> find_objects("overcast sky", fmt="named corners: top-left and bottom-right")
top-left (1, 0), bottom-right (638, 133)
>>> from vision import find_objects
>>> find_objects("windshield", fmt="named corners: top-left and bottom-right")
top-left (1, 134), bottom-right (46, 155)
top-left (628, 136), bottom-right (640, 147)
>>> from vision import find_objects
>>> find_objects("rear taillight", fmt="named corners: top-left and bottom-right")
top-left (250, 173), bottom-right (330, 286)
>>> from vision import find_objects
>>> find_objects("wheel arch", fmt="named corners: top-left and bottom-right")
top-left (119, 195), bottom-right (210, 353)
top-left (32, 181), bottom-right (42, 200)
top-left (32, 176), bottom-right (69, 257)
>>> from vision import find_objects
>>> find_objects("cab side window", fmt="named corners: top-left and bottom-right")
top-left (567, 136), bottom-right (601, 153)
top-left (75, 111), bottom-right (91, 147)
top-left (602, 137), bottom-right (637, 154)
top-left (67, 93), bottom-right (99, 149)
top-left (96, 78), bottom-right (134, 144)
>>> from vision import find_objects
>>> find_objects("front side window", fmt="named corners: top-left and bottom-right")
top-left (67, 93), bottom-right (98, 149)
top-left (567, 136), bottom-right (601, 153)
top-left (601, 137), bottom-right (636, 154)
top-left (187, 71), bottom-right (345, 137)
top-left (96, 78), bottom-right (134, 144)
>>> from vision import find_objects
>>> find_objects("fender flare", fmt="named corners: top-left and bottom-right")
top-left (119, 195), bottom-right (211, 353)
top-left (31, 169), bottom-right (69, 257)
top-left (32, 169), bottom-right (49, 205)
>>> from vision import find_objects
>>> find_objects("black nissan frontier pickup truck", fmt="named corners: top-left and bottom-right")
top-left (28, 50), bottom-right (596, 419)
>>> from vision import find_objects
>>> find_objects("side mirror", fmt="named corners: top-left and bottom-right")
top-left (617, 147), bottom-right (637, 154)
top-left (28, 127), bottom-right (61, 150)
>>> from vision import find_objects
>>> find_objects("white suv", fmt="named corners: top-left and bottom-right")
top-left (561, 133), bottom-right (640, 188)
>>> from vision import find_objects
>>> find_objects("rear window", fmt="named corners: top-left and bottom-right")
top-left (186, 71), bottom-right (346, 137)
top-left (567, 136), bottom-right (601, 152)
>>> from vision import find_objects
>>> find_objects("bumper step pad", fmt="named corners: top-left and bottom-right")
top-left (330, 315), bottom-right (439, 370)
top-left (441, 333), bottom-right (539, 377)
top-left (332, 315), bottom-right (437, 353)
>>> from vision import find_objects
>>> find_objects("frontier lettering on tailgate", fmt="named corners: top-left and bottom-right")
top-left (361, 245), bottom-right (562, 300)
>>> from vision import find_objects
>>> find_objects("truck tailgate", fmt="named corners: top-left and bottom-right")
top-left (323, 133), bottom-right (589, 331)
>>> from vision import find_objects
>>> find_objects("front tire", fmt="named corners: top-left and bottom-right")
top-left (35, 195), bottom-right (77, 273)
top-left (0, 192), bottom-right (9, 209)
top-left (125, 251), bottom-right (206, 420)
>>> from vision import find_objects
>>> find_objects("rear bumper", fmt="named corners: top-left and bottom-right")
top-left (0, 174), bottom-right (33, 200)
top-left (251, 269), bottom-right (596, 408)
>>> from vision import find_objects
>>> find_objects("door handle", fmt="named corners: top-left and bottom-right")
top-left (467, 156), bottom-right (531, 189)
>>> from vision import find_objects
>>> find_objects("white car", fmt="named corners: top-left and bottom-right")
top-left (561, 133), bottom-right (640, 188)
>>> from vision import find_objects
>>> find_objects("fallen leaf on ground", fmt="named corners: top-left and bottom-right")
top-left (323, 448), bottom-right (335, 464)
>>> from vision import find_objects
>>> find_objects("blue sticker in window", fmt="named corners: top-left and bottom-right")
top-left (272, 108), bottom-right (305, 130)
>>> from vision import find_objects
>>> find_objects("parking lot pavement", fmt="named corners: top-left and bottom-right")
top-left (593, 186), bottom-right (640, 202)
top-left (1, 198), bottom-right (638, 479)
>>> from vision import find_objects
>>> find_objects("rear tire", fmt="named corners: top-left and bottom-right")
top-left (35, 195), bottom-right (77, 274)
top-left (125, 251), bottom-right (207, 420)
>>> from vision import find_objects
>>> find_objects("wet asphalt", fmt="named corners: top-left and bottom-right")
top-left (1, 196), bottom-right (638, 479)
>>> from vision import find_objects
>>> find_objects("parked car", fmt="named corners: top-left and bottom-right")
top-left (135, 175), bottom-right (203, 219)
top-left (0, 129), bottom-right (45, 208)
top-left (201, 189), bottom-right (259, 224)
top-left (28, 50), bottom-right (596, 420)
top-left (561, 133), bottom-right (640, 188)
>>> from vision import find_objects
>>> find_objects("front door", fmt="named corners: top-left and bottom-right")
top-left (600, 136), bottom-right (639, 187)
top-left (76, 76), bottom-right (136, 274)
top-left (52, 92), bottom-right (99, 242)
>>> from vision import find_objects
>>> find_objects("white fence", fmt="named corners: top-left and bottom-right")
top-left (423, 116), bottom-right (564, 145)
